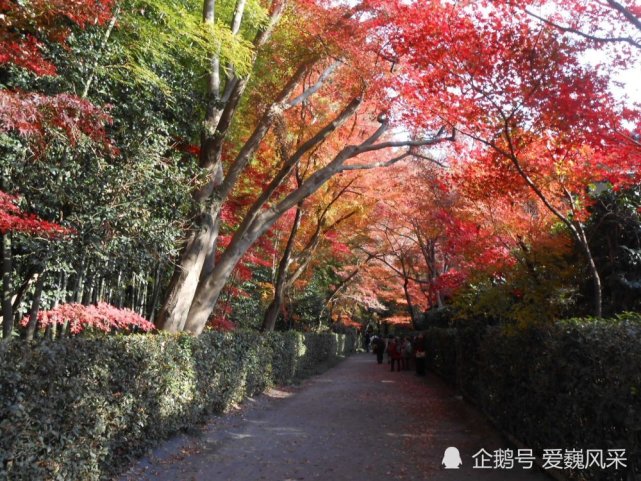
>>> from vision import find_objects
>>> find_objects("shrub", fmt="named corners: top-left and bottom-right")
top-left (423, 316), bottom-right (641, 481)
top-left (0, 330), bottom-right (356, 480)
top-left (18, 302), bottom-right (156, 335)
top-left (423, 327), bottom-right (457, 380)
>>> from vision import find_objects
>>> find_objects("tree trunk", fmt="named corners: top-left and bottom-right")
top-left (97, 276), bottom-right (105, 303)
top-left (55, 271), bottom-right (65, 309)
top-left (139, 276), bottom-right (148, 315)
top-left (262, 205), bottom-right (302, 332)
top-left (1, 233), bottom-right (13, 340)
top-left (178, 74), bottom-right (447, 335)
top-left (503, 145), bottom-right (604, 317)
top-left (183, 247), bottom-right (239, 335)
top-left (48, 271), bottom-right (66, 339)
top-left (70, 256), bottom-right (86, 303)
top-left (156, 0), bottom-right (304, 333)
top-left (11, 265), bottom-right (39, 314)
top-left (114, 269), bottom-right (123, 307)
top-left (147, 262), bottom-right (163, 323)
top-left (402, 274), bottom-right (417, 329)
top-left (156, 206), bottom-right (220, 331)
top-left (81, 269), bottom-right (94, 306)
top-left (263, 284), bottom-right (286, 333)
top-left (577, 224), bottom-right (603, 317)
top-left (25, 271), bottom-right (45, 341)
top-left (129, 272), bottom-right (137, 310)
top-left (183, 104), bottom-right (366, 335)
top-left (91, 276), bottom-right (99, 304)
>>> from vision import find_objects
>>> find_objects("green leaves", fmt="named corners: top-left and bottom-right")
top-left (113, 0), bottom-right (267, 96)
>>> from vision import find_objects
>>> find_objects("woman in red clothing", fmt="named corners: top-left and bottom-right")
top-left (387, 337), bottom-right (402, 372)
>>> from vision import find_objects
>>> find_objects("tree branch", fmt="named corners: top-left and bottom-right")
top-left (352, 125), bottom-right (454, 155)
top-left (287, 61), bottom-right (341, 107)
top-left (525, 8), bottom-right (641, 49)
top-left (215, 61), bottom-right (314, 201)
top-left (606, 0), bottom-right (641, 34)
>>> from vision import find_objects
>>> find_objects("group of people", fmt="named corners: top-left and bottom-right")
top-left (364, 333), bottom-right (427, 376)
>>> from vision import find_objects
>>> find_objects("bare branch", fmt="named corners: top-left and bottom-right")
top-left (339, 151), bottom-right (412, 171)
top-left (525, 8), bottom-right (641, 49)
top-left (353, 125), bottom-right (454, 155)
top-left (411, 152), bottom-right (447, 167)
top-left (215, 61), bottom-right (314, 200)
top-left (288, 61), bottom-right (341, 107)
top-left (606, 0), bottom-right (641, 34)
top-left (360, 114), bottom-right (391, 148)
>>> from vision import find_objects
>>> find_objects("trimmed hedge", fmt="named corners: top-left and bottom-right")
top-left (424, 327), bottom-right (457, 380)
top-left (0, 330), bottom-right (356, 480)
top-left (424, 318), bottom-right (641, 481)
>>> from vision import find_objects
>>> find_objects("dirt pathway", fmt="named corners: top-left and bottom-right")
top-left (119, 353), bottom-right (550, 481)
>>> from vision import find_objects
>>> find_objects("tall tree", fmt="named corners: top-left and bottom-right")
top-left (261, 174), bottom-right (363, 331)
top-left (389, 0), bottom-right (640, 316)
top-left (156, 0), bottom-right (454, 335)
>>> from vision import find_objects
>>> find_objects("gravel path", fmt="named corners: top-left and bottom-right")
top-left (118, 353), bottom-right (551, 481)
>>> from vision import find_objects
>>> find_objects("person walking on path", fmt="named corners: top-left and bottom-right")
top-left (385, 335), bottom-right (391, 364)
top-left (388, 336), bottom-right (402, 372)
top-left (372, 335), bottom-right (385, 364)
top-left (364, 331), bottom-right (371, 353)
top-left (414, 334), bottom-right (426, 376)
top-left (402, 337), bottom-right (413, 371)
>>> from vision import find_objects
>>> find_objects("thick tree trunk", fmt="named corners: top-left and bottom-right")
top-left (156, 0), bottom-right (259, 332)
top-left (157, 61), bottom-right (303, 331)
top-left (1, 233), bottom-right (13, 340)
top-left (25, 272), bottom-right (45, 341)
top-left (262, 205), bottom-right (302, 332)
top-left (156, 207), bottom-right (219, 331)
top-left (184, 102), bottom-right (367, 335)
top-left (156, 1), bottom-right (295, 333)
top-left (183, 247), bottom-right (239, 335)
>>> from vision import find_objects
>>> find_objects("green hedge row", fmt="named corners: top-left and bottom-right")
top-left (424, 318), bottom-right (641, 481)
top-left (0, 330), bottom-right (357, 481)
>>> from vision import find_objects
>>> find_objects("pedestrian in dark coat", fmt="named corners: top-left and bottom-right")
top-left (372, 335), bottom-right (385, 364)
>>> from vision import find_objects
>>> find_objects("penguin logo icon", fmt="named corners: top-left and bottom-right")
top-left (442, 447), bottom-right (462, 469)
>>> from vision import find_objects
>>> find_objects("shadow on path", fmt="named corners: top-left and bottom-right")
top-left (118, 353), bottom-right (550, 481)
